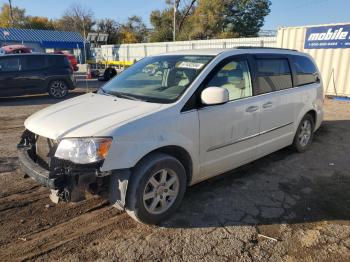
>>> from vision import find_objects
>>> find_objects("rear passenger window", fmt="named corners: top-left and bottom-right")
top-left (256, 59), bottom-right (293, 94)
top-left (292, 56), bottom-right (318, 86)
top-left (47, 56), bottom-right (66, 67)
top-left (0, 57), bottom-right (21, 72)
top-left (23, 56), bottom-right (46, 70)
top-left (206, 60), bottom-right (253, 101)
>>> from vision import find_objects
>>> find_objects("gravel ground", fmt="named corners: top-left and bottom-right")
top-left (0, 90), bottom-right (349, 261)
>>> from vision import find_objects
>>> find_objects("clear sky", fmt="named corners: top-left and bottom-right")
top-left (1, 0), bottom-right (350, 29)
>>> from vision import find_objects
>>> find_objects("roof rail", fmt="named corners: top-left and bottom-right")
top-left (236, 46), bottom-right (298, 52)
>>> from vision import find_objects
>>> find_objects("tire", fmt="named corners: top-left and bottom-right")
top-left (103, 68), bottom-right (117, 81)
top-left (126, 153), bottom-right (187, 225)
top-left (292, 114), bottom-right (315, 152)
top-left (48, 80), bottom-right (69, 99)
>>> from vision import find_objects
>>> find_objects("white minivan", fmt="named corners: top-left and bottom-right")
top-left (18, 48), bottom-right (324, 224)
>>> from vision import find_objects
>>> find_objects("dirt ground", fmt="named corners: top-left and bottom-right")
top-left (0, 90), bottom-right (349, 261)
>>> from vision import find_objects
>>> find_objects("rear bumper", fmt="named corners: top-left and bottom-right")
top-left (67, 77), bottom-right (76, 90)
top-left (18, 149), bottom-right (59, 189)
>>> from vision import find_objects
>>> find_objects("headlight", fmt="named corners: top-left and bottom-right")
top-left (55, 137), bottom-right (112, 164)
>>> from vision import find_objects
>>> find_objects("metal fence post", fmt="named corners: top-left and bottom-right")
top-left (127, 45), bottom-right (130, 62)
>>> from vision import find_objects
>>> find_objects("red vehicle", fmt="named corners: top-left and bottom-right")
top-left (0, 44), bottom-right (32, 54)
top-left (54, 51), bottom-right (79, 71)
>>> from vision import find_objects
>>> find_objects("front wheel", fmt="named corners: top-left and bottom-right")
top-left (48, 80), bottom-right (69, 99)
top-left (126, 153), bottom-right (187, 225)
top-left (292, 114), bottom-right (315, 152)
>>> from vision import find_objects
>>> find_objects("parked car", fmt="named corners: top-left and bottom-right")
top-left (0, 44), bottom-right (32, 55)
top-left (99, 66), bottom-right (117, 81)
top-left (54, 51), bottom-right (79, 71)
top-left (88, 63), bottom-right (118, 81)
top-left (0, 53), bottom-right (76, 98)
top-left (89, 62), bottom-right (106, 78)
top-left (17, 48), bottom-right (324, 224)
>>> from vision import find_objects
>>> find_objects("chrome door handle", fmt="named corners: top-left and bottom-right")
top-left (246, 106), bottom-right (259, 113)
top-left (263, 102), bottom-right (273, 108)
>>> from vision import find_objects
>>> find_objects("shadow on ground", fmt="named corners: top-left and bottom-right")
top-left (162, 120), bottom-right (350, 228)
top-left (0, 90), bottom-right (92, 107)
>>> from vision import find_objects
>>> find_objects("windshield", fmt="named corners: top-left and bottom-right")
top-left (99, 55), bottom-right (213, 103)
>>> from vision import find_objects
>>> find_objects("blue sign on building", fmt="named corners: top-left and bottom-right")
top-left (304, 25), bottom-right (350, 49)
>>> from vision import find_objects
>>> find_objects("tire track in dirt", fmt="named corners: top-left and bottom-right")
top-left (0, 184), bottom-right (41, 198)
top-left (0, 187), bottom-right (48, 210)
top-left (0, 180), bottom-right (49, 214)
top-left (0, 180), bottom-right (114, 248)
top-left (0, 171), bottom-right (45, 199)
top-left (0, 206), bottom-right (125, 261)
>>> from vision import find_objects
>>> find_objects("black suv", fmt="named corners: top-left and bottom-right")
top-left (0, 53), bottom-right (76, 98)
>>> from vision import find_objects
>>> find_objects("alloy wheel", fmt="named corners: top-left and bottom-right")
top-left (49, 81), bottom-right (68, 98)
top-left (298, 119), bottom-right (312, 147)
top-left (143, 168), bottom-right (180, 215)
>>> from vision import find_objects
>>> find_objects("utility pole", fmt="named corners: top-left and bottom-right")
top-left (82, 17), bottom-right (87, 64)
top-left (8, 0), bottom-right (14, 27)
top-left (173, 0), bottom-right (178, 42)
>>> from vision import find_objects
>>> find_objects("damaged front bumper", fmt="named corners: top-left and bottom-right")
top-left (17, 130), bottom-right (112, 203)
top-left (18, 148), bottom-right (59, 189)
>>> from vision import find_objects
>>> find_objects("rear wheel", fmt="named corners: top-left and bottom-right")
top-left (48, 80), bottom-right (68, 99)
top-left (292, 114), bottom-right (315, 152)
top-left (103, 68), bottom-right (117, 81)
top-left (126, 153), bottom-right (187, 225)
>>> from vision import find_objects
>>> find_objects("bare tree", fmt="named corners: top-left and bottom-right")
top-left (56, 4), bottom-right (95, 38)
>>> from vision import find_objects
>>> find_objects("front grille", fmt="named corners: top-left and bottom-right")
top-left (36, 136), bottom-right (56, 168)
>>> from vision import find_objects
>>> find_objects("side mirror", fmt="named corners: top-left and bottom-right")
top-left (201, 87), bottom-right (229, 106)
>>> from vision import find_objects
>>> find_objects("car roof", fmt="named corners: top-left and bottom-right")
top-left (0, 53), bottom-right (65, 57)
top-left (156, 47), bottom-right (300, 57)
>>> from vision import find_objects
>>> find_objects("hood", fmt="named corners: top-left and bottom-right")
top-left (24, 93), bottom-right (163, 139)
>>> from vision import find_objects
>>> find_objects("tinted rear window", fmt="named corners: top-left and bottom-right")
top-left (0, 57), bottom-right (21, 72)
top-left (47, 56), bottom-right (70, 67)
top-left (23, 56), bottom-right (46, 70)
top-left (256, 58), bottom-right (293, 94)
top-left (292, 56), bottom-right (318, 86)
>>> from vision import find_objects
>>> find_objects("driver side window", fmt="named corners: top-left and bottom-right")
top-left (207, 59), bottom-right (253, 101)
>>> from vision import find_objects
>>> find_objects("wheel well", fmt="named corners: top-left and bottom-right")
top-left (145, 146), bottom-right (193, 186)
top-left (306, 110), bottom-right (316, 125)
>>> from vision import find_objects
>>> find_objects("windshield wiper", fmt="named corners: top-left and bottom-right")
top-left (99, 88), bottom-right (114, 97)
top-left (100, 89), bottom-right (150, 102)
top-left (114, 92), bottom-right (145, 102)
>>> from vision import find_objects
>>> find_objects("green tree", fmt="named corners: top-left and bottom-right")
top-left (0, 4), bottom-right (27, 28)
top-left (189, 0), bottom-right (225, 39)
top-left (96, 18), bottom-right (121, 44)
top-left (150, 0), bottom-right (198, 42)
top-left (223, 0), bottom-right (271, 37)
top-left (0, 4), bottom-right (55, 30)
top-left (25, 16), bottom-right (55, 30)
top-left (151, 0), bottom-right (271, 41)
top-left (150, 9), bottom-right (173, 42)
top-left (120, 16), bottom-right (148, 43)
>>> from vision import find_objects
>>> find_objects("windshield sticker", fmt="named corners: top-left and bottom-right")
top-left (177, 62), bottom-right (204, 70)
